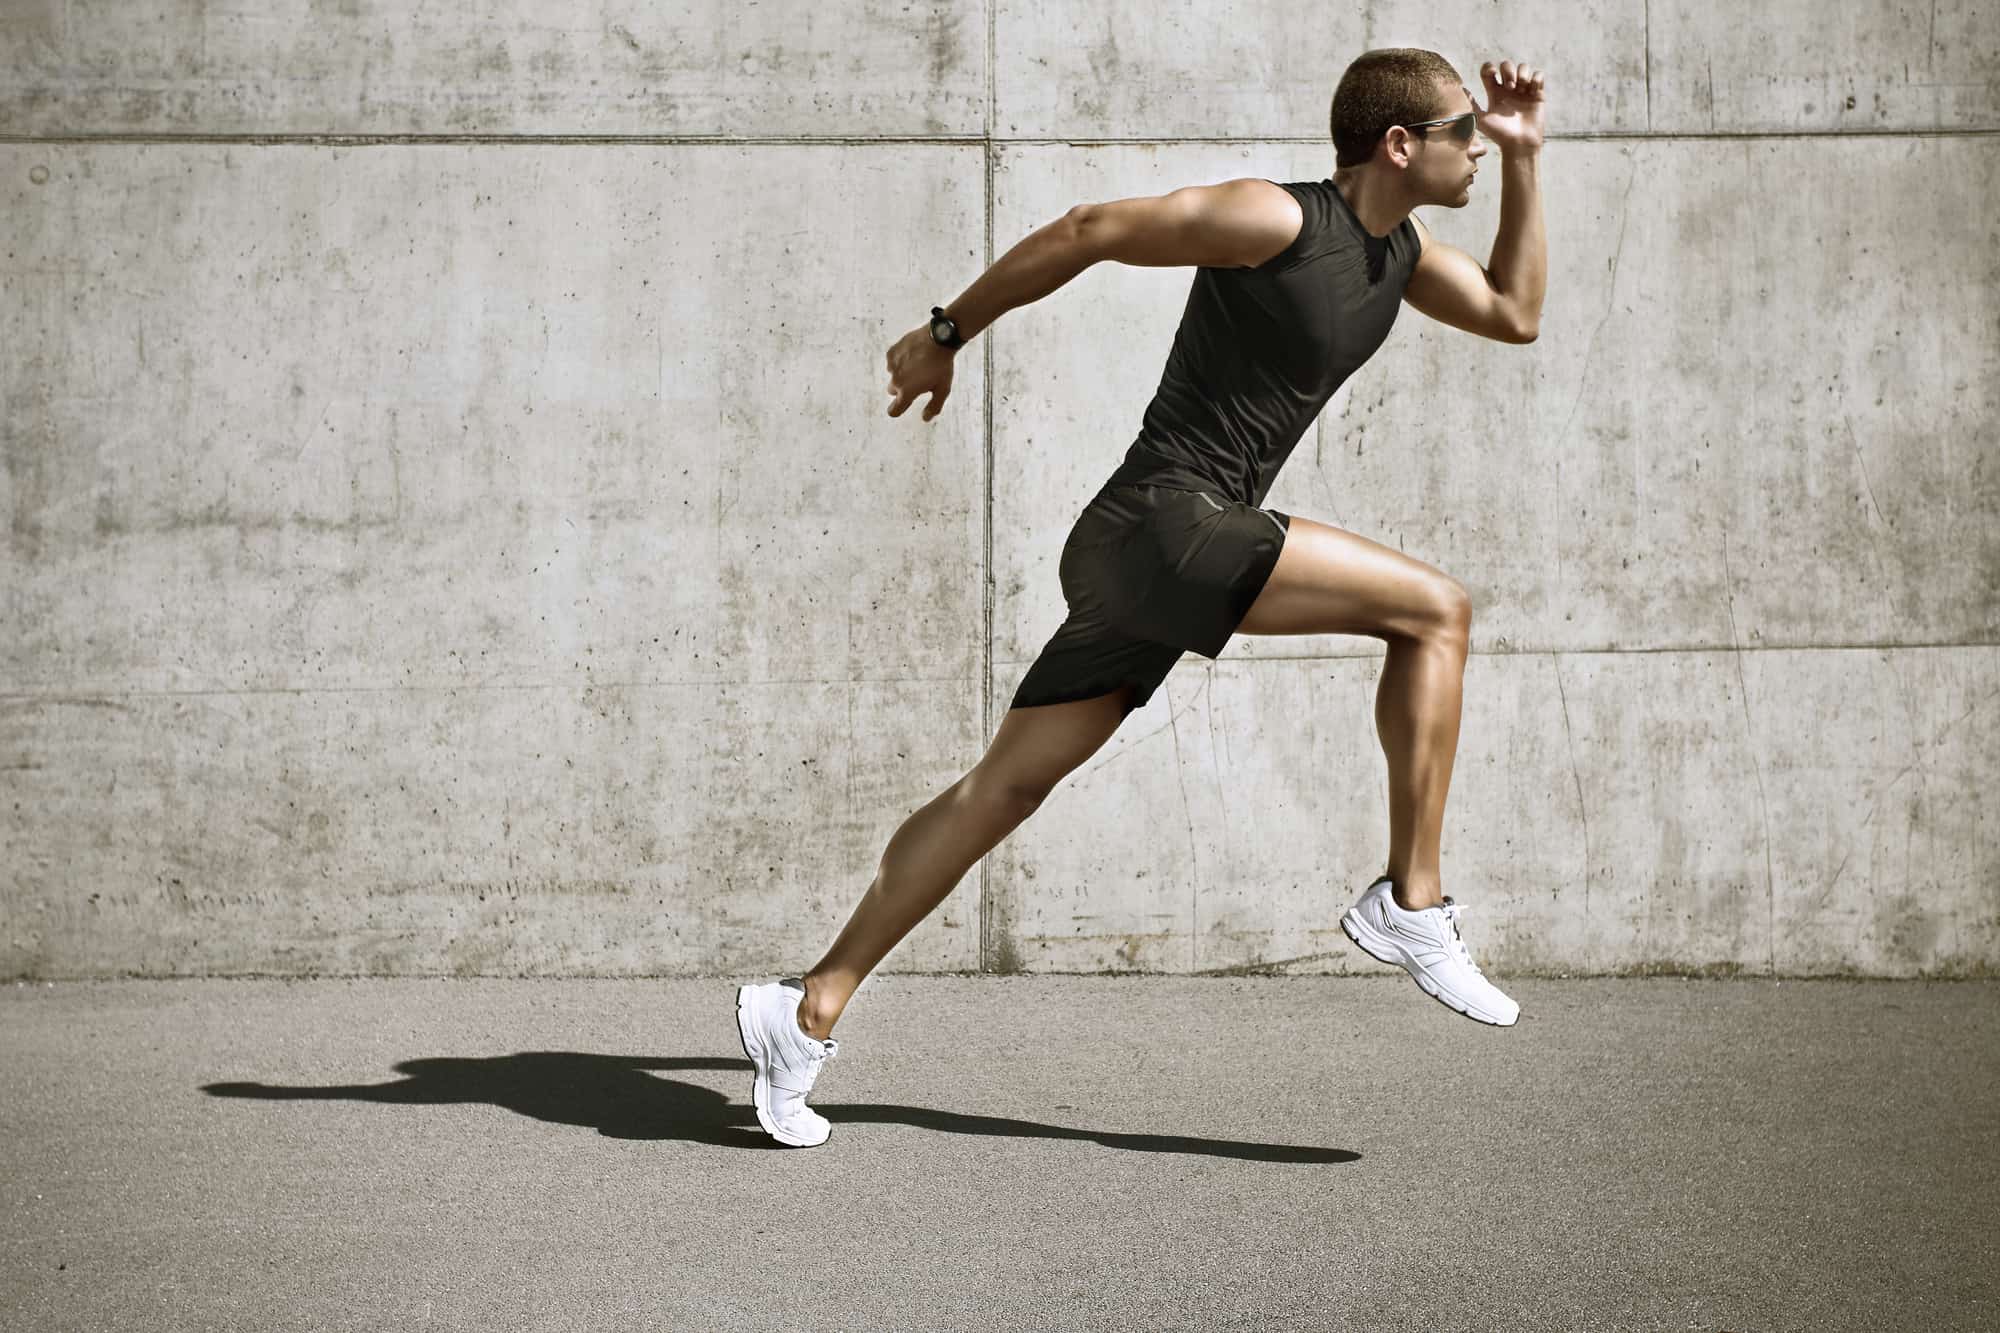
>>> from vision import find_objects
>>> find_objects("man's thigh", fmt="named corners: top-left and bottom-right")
top-left (976, 683), bottom-right (1141, 804)
top-left (1234, 514), bottom-right (1468, 640)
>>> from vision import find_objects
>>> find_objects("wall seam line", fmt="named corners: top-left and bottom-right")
top-left (3, 638), bottom-right (1996, 702)
top-left (978, 0), bottom-right (997, 976)
top-left (3, 129), bottom-right (1996, 146)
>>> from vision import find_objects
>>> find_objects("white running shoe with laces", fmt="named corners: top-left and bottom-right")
top-left (735, 977), bottom-right (841, 1147)
top-left (1339, 876), bottom-right (1520, 1026)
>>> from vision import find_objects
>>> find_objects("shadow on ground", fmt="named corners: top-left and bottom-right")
top-left (202, 1052), bottom-right (1358, 1162)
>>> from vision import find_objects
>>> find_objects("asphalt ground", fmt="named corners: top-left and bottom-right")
top-left (2, 976), bottom-right (1995, 1331)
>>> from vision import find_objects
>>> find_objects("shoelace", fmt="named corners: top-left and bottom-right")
top-left (779, 1037), bottom-right (838, 1098)
top-left (1438, 901), bottom-right (1481, 974)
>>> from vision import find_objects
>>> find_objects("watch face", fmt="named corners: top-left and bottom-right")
top-left (931, 318), bottom-right (952, 341)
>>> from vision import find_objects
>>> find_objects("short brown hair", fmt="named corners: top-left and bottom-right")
top-left (1330, 48), bottom-right (1462, 169)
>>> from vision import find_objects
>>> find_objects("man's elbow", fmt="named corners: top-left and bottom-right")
top-left (1510, 321), bottom-right (1539, 344)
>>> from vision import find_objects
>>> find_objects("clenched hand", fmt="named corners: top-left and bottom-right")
top-left (885, 326), bottom-right (957, 421)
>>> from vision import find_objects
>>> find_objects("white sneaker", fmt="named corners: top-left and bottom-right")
top-left (1339, 876), bottom-right (1520, 1026)
top-left (735, 977), bottom-right (841, 1147)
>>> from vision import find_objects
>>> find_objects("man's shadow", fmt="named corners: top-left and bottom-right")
top-left (203, 1052), bottom-right (1359, 1162)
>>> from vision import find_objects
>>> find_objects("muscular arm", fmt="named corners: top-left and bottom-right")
top-left (884, 207), bottom-right (1100, 420)
top-left (932, 180), bottom-right (1301, 344)
top-left (930, 209), bottom-right (1095, 346)
top-left (1486, 150), bottom-right (1546, 337)
top-left (1406, 150), bottom-right (1546, 343)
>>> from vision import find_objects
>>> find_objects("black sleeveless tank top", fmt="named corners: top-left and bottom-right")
top-left (1098, 177), bottom-right (1422, 507)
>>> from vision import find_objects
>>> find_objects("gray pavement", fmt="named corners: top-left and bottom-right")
top-left (2, 976), bottom-right (1995, 1331)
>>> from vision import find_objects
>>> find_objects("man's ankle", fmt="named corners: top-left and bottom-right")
top-left (795, 979), bottom-right (836, 1042)
top-left (1389, 879), bottom-right (1443, 913)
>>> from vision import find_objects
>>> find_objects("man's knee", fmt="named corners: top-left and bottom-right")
top-left (960, 767), bottom-right (1052, 822)
top-left (1436, 578), bottom-right (1473, 637)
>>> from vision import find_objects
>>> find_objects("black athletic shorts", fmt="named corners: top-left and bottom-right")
top-left (1009, 483), bottom-right (1292, 716)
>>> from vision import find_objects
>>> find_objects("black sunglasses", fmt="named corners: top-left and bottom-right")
top-left (1399, 89), bottom-right (1480, 144)
top-left (1404, 109), bottom-right (1478, 143)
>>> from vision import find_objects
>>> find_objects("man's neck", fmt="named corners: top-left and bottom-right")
top-left (1331, 168), bottom-right (1408, 240)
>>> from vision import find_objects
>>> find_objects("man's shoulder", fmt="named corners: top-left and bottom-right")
top-left (1206, 178), bottom-right (1311, 270)
top-left (1408, 211), bottom-right (1432, 255)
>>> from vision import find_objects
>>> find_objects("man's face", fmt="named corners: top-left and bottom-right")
top-left (1420, 79), bottom-right (1486, 204)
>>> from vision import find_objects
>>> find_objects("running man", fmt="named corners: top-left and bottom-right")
top-left (738, 50), bottom-right (1548, 1146)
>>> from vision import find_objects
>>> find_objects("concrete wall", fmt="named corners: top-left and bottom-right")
top-left (2, 2), bottom-right (1995, 978)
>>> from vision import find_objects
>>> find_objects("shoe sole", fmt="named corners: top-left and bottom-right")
top-left (1339, 906), bottom-right (1518, 1027)
top-left (734, 985), bottom-right (830, 1147)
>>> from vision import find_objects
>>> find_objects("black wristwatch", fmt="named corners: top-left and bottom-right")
top-left (929, 306), bottom-right (965, 351)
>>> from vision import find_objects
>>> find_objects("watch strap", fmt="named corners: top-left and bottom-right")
top-left (929, 305), bottom-right (965, 350)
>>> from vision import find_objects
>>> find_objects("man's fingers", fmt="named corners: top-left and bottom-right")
top-left (1481, 58), bottom-right (1545, 92)
top-left (888, 382), bottom-right (951, 419)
